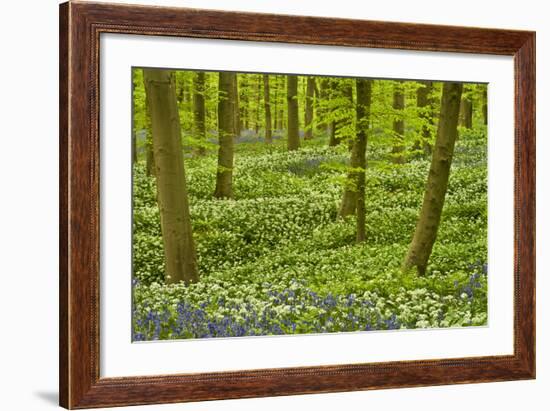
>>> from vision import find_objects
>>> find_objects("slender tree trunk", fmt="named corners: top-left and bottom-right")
top-left (339, 79), bottom-right (371, 219)
top-left (278, 76), bottom-right (285, 130)
top-left (240, 75), bottom-right (248, 131)
top-left (193, 71), bottom-right (207, 155)
top-left (144, 98), bottom-right (155, 176)
top-left (255, 75), bottom-right (262, 135)
top-left (143, 69), bottom-right (199, 285)
top-left (131, 133), bottom-right (137, 165)
top-left (316, 78), bottom-right (328, 134)
top-left (233, 74), bottom-right (241, 137)
top-left (402, 82), bottom-right (463, 275)
top-left (263, 74), bottom-right (272, 144)
top-left (460, 97), bottom-right (473, 129)
top-left (131, 76), bottom-right (138, 165)
top-left (214, 72), bottom-right (236, 199)
top-left (415, 81), bottom-right (434, 155)
top-left (304, 76), bottom-right (315, 140)
top-left (391, 83), bottom-right (405, 163)
top-left (355, 79), bottom-right (372, 242)
top-left (273, 77), bottom-right (279, 133)
top-left (328, 80), bottom-right (340, 147)
top-left (176, 74), bottom-right (184, 105)
top-left (287, 75), bottom-right (300, 151)
top-left (329, 81), bottom-right (353, 147)
top-left (328, 121), bottom-right (337, 146)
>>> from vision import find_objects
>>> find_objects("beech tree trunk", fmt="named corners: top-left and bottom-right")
top-left (329, 81), bottom-right (353, 147)
top-left (278, 76), bottom-right (285, 130)
top-left (240, 75), bottom-right (248, 131)
top-left (414, 81), bottom-right (434, 155)
top-left (255, 75), bottom-right (262, 135)
top-left (233, 74), bottom-right (241, 137)
top-left (304, 77), bottom-right (315, 140)
top-left (214, 72), bottom-right (237, 199)
top-left (287, 75), bottom-right (300, 151)
top-left (132, 133), bottom-right (137, 165)
top-left (355, 79), bottom-right (372, 242)
top-left (460, 95), bottom-right (473, 129)
top-left (402, 82), bottom-right (463, 275)
top-left (316, 78), bottom-right (329, 134)
top-left (142, 69), bottom-right (199, 285)
top-left (273, 77), bottom-right (279, 133)
top-left (391, 83), bottom-right (406, 163)
top-left (339, 80), bottom-right (371, 219)
top-left (263, 75), bottom-right (272, 144)
top-left (144, 97), bottom-right (155, 176)
top-left (193, 72), bottom-right (206, 155)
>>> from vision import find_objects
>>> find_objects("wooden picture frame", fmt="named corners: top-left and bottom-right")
top-left (59, 1), bottom-right (535, 408)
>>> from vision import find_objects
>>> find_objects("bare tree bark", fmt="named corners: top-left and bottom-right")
top-left (402, 82), bottom-right (463, 275)
top-left (240, 75), bottom-right (249, 131)
top-left (144, 95), bottom-right (155, 176)
top-left (143, 69), bottom-right (199, 285)
top-left (339, 79), bottom-right (370, 219)
top-left (277, 76), bottom-right (285, 130)
top-left (304, 77), bottom-right (315, 140)
top-left (263, 74), bottom-right (272, 144)
top-left (414, 81), bottom-right (435, 156)
top-left (193, 71), bottom-right (207, 155)
top-left (233, 74), bottom-right (241, 137)
top-left (460, 96), bottom-right (473, 129)
top-left (255, 75), bottom-right (262, 135)
top-left (214, 72), bottom-right (237, 199)
top-left (355, 79), bottom-right (372, 242)
top-left (316, 78), bottom-right (329, 135)
top-left (287, 75), bottom-right (300, 151)
top-left (391, 82), bottom-right (406, 163)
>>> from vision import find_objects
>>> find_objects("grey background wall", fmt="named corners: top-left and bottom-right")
top-left (0, 1), bottom-right (546, 410)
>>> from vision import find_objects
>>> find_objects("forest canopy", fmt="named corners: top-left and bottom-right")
top-left (132, 68), bottom-right (488, 341)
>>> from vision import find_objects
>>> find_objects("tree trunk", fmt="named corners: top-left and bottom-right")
top-left (233, 74), bottom-right (241, 137)
top-left (278, 76), bottom-right (285, 130)
top-left (287, 75), bottom-right (300, 151)
top-left (316, 78), bottom-right (328, 134)
top-left (240, 75), bottom-right (248, 131)
top-left (415, 81), bottom-right (434, 155)
top-left (355, 79), bottom-right (372, 242)
top-left (142, 69), bottom-right (199, 285)
top-left (273, 77), bottom-right (278, 133)
top-left (255, 75), bottom-right (262, 135)
top-left (328, 120), bottom-right (337, 146)
top-left (263, 75), bottom-right (272, 144)
top-left (304, 77), bottom-right (315, 140)
top-left (328, 81), bottom-right (352, 147)
top-left (214, 72), bottom-right (236, 199)
top-left (193, 71), bottom-right (207, 155)
top-left (460, 97), bottom-right (473, 129)
top-left (402, 82), bottom-right (463, 275)
top-left (144, 97), bottom-right (155, 176)
top-left (339, 79), bottom-right (372, 220)
top-left (328, 80), bottom-right (340, 147)
top-left (391, 83), bottom-right (405, 163)
top-left (131, 133), bottom-right (137, 165)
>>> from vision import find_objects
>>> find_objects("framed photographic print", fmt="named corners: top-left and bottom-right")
top-left (59, 1), bottom-right (535, 408)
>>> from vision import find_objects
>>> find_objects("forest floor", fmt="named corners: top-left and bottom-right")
top-left (132, 130), bottom-right (488, 340)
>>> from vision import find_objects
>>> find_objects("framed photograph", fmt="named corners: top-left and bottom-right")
top-left (59, 1), bottom-right (535, 408)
